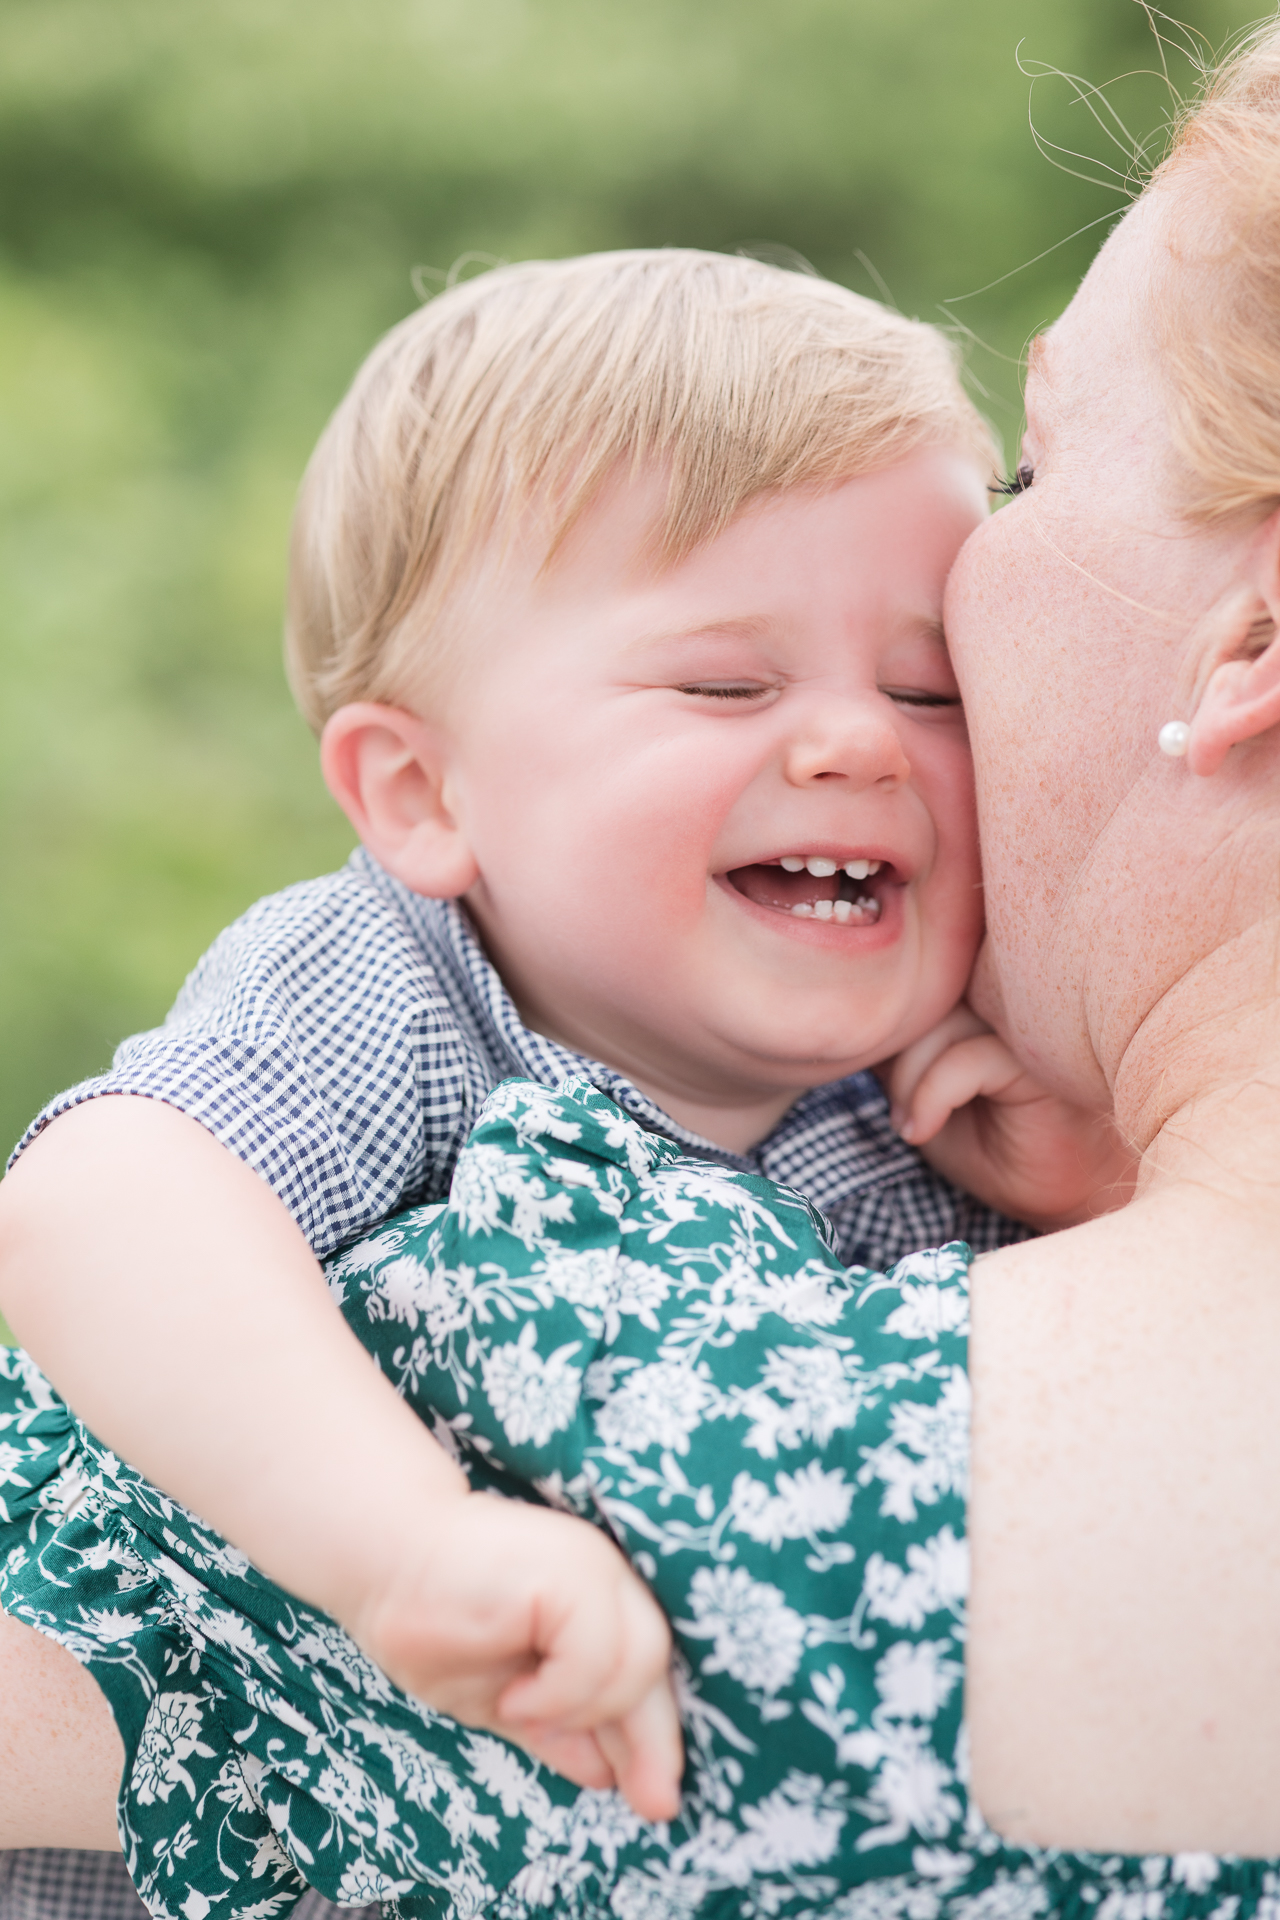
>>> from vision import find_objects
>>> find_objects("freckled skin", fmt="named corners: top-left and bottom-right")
top-left (944, 191), bottom-right (1263, 1134)
top-left (954, 180), bottom-right (1280, 1857)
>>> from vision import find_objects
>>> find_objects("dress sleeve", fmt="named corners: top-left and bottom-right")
top-left (2, 1086), bottom-right (1264, 1919)
top-left (1, 1078), bottom-right (976, 1918)
top-left (6, 861), bottom-right (474, 1257)
top-left (332, 1077), bottom-right (975, 1883)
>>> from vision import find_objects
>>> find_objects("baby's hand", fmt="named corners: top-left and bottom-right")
top-left (351, 1492), bottom-right (682, 1823)
top-left (884, 1007), bottom-right (1137, 1231)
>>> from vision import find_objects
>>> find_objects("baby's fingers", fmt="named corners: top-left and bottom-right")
top-left (506, 1723), bottom-right (616, 1794)
top-left (502, 1680), bottom-right (684, 1821)
top-left (897, 1033), bottom-right (1027, 1145)
top-left (596, 1677), bottom-right (684, 1822)
top-left (885, 1005), bottom-right (992, 1124)
top-left (498, 1569), bottom-right (672, 1729)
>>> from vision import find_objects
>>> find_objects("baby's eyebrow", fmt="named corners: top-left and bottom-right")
top-left (892, 616), bottom-right (949, 654)
top-left (628, 615), bottom-right (774, 650)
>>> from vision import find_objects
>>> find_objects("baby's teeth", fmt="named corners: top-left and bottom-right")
top-left (805, 855), bottom-right (838, 877)
top-left (844, 858), bottom-right (870, 880)
top-left (867, 860), bottom-right (882, 875)
top-left (791, 895), bottom-right (881, 925)
top-left (779, 855), bottom-right (806, 872)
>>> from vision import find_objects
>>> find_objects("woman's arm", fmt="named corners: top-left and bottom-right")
top-left (0, 1610), bottom-right (122, 1849)
top-left (968, 1195), bottom-right (1280, 1856)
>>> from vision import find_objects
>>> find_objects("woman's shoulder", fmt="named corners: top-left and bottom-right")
top-left (968, 1193), bottom-right (1172, 1308)
top-left (967, 1184), bottom-right (1280, 1856)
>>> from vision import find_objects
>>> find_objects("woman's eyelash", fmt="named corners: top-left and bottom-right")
top-left (990, 463), bottom-right (1034, 497)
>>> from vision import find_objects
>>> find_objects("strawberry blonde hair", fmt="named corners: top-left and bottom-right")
top-left (285, 250), bottom-right (997, 729)
top-left (1152, 23), bottom-right (1280, 521)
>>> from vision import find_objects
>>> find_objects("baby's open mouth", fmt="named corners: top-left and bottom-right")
top-left (725, 854), bottom-right (888, 924)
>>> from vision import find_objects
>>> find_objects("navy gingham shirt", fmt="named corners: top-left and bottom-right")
top-left (15, 848), bottom-right (1030, 1271)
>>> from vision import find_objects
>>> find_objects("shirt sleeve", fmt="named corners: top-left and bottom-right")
top-left (7, 860), bottom-right (474, 1258)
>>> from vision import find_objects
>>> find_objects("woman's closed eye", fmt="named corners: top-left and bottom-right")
top-left (991, 462), bottom-right (1034, 498)
top-left (881, 686), bottom-right (963, 710)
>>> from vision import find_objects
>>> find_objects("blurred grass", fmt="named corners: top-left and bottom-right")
top-left (0, 0), bottom-right (1261, 1231)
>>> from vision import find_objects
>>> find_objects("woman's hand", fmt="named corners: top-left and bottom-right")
top-left (352, 1491), bottom-right (683, 1823)
top-left (883, 1006), bottom-right (1137, 1231)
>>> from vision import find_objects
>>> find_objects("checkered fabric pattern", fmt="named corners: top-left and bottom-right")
top-left (0, 1853), bottom-right (374, 1920)
top-left (0, 1853), bottom-right (147, 1920)
top-left (12, 848), bottom-right (1030, 1272)
top-left (5, 849), bottom-right (1029, 1920)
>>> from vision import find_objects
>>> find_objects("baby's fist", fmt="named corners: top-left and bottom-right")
top-left (352, 1492), bottom-right (683, 1823)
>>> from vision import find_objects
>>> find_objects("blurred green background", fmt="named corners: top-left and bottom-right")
top-left (0, 0), bottom-right (1262, 1209)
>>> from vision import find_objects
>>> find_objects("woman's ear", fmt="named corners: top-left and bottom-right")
top-left (1189, 509), bottom-right (1280, 777)
top-left (320, 703), bottom-right (479, 898)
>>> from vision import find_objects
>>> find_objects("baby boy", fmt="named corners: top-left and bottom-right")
top-left (0, 250), bottom-right (1130, 1831)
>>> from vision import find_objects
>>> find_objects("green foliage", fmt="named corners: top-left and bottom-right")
top-left (0, 0), bottom-right (1262, 1157)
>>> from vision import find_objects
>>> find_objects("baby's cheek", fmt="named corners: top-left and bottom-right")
top-left (921, 734), bottom-right (982, 880)
top-left (922, 768), bottom-right (986, 1006)
top-left (967, 940), bottom-right (1006, 1034)
top-left (926, 906), bottom-right (985, 1027)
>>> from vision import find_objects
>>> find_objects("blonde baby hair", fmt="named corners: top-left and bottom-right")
top-left (286, 249), bottom-right (998, 730)
top-left (1152, 21), bottom-right (1280, 521)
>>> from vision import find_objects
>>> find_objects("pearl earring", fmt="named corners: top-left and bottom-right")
top-left (1158, 720), bottom-right (1190, 758)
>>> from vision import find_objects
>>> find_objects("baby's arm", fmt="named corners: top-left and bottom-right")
top-left (885, 1007), bottom-right (1138, 1230)
top-left (0, 1095), bottom-right (681, 1819)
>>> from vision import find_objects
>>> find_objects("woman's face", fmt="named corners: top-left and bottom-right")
top-left (944, 188), bottom-right (1253, 1114)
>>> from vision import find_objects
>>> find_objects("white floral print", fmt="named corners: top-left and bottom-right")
top-left (481, 1322), bottom-right (583, 1446)
top-left (133, 1694), bottom-right (217, 1806)
top-left (681, 1565), bottom-right (807, 1696)
top-left (592, 1358), bottom-right (717, 1455)
top-left (727, 1461), bottom-right (854, 1552)
top-left (0, 1080), bottom-right (1267, 1920)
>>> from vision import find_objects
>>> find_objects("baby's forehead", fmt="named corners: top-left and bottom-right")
top-left (541, 444), bottom-right (981, 569)
top-left (489, 454), bottom-right (973, 647)
top-left (397, 444), bottom-right (985, 734)
top-left (290, 255), bottom-right (998, 736)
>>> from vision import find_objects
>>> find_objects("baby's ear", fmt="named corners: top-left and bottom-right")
top-left (320, 703), bottom-right (479, 898)
top-left (1189, 508), bottom-right (1280, 778)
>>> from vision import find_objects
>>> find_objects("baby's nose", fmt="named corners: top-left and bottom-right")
top-left (783, 699), bottom-right (911, 789)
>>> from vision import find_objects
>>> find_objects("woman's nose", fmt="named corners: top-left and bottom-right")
top-left (783, 698), bottom-right (912, 789)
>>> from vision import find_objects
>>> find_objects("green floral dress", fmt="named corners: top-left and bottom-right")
top-left (0, 1077), bottom-right (1274, 1920)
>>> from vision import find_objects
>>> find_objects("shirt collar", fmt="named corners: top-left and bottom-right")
top-left (352, 846), bottom-right (888, 1176)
